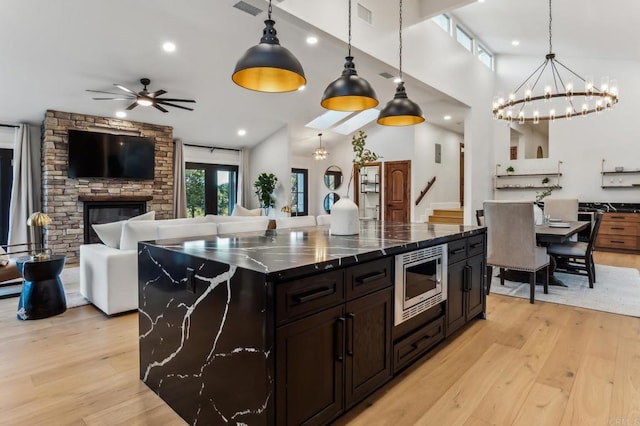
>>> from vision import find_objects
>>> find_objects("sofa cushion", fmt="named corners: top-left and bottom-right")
top-left (231, 204), bottom-right (262, 216)
top-left (92, 210), bottom-right (156, 248)
top-left (120, 217), bottom-right (210, 250)
top-left (206, 215), bottom-right (267, 223)
top-left (156, 222), bottom-right (218, 240)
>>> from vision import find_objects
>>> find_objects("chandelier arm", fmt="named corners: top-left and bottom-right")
top-left (527, 59), bottom-right (551, 94)
top-left (513, 59), bottom-right (549, 94)
top-left (549, 60), bottom-right (565, 94)
top-left (553, 58), bottom-right (590, 86)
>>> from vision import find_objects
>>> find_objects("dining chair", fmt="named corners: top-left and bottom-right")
top-left (484, 201), bottom-right (550, 303)
top-left (475, 209), bottom-right (484, 226)
top-left (546, 213), bottom-right (603, 288)
top-left (276, 216), bottom-right (317, 229)
top-left (316, 214), bottom-right (331, 226)
top-left (543, 198), bottom-right (578, 221)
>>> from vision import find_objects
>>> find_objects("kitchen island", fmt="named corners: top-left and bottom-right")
top-left (138, 221), bottom-right (486, 425)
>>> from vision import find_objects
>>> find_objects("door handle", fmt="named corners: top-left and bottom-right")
top-left (335, 317), bottom-right (345, 362)
top-left (346, 312), bottom-right (355, 356)
top-left (355, 271), bottom-right (386, 285)
top-left (292, 286), bottom-right (334, 304)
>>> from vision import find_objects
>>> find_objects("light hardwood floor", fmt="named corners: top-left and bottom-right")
top-left (0, 252), bottom-right (638, 425)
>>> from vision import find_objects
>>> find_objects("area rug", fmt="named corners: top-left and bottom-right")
top-left (490, 264), bottom-right (640, 317)
top-left (59, 266), bottom-right (89, 308)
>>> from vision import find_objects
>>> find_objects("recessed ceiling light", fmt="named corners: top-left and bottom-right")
top-left (478, 0), bottom-right (485, 3)
top-left (115, 111), bottom-right (127, 119)
top-left (162, 41), bottom-right (176, 52)
top-left (393, 77), bottom-right (402, 84)
top-left (443, 115), bottom-right (452, 120)
top-left (306, 36), bottom-right (318, 45)
top-left (511, 40), bottom-right (520, 46)
top-left (237, 129), bottom-right (247, 136)
top-left (298, 85), bottom-right (306, 91)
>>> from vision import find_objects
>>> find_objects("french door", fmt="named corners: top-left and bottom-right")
top-left (185, 163), bottom-right (238, 217)
top-left (0, 149), bottom-right (12, 245)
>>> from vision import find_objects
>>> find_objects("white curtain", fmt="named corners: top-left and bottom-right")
top-left (173, 139), bottom-right (187, 218)
top-left (8, 124), bottom-right (41, 247)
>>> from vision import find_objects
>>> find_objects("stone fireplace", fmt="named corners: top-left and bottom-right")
top-left (41, 110), bottom-right (174, 263)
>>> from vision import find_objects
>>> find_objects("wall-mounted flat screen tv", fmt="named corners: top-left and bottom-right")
top-left (67, 129), bottom-right (155, 179)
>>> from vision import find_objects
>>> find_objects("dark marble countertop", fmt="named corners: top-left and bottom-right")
top-left (578, 202), bottom-right (640, 213)
top-left (141, 222), bottom-right (485, 281)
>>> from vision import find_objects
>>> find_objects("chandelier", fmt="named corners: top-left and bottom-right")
top-left (313, 133), bottom-right (329, 160)
top-left (493, 0), bottom-right (618, 123)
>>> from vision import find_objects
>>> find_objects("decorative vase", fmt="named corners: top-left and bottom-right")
top-left (331, 196), bottom-right (360, 235)
top-left (533, 203), bottom-right (544, 226)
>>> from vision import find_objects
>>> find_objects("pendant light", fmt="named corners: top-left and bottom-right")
top-left (320, 0), bottom-right (378, 111)
top-left (377, 0), bottom-right (425, 126)
top-left (232, 0), bottom-right (306, 93)
top-left (313, 133), bottom-right (329, 160)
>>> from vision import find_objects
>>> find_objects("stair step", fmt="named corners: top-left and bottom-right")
top-left (428, 215), bottom-right (463, 225)
top-left (432, 208), bottom-right (463, 218)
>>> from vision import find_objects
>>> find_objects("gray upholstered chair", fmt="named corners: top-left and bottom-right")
top-left (475, 209), bottom-right (484, 226)
top-left (547, 213), bottom-right (603, 288)
top-left (484, 201), bottom-right (550, 303)
top-left (543, 198), bottom-right (578, 221)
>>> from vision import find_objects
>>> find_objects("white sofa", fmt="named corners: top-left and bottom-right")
top-left (80, 215), bottom-right (267, 315)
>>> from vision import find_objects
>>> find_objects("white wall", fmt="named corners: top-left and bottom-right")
top-left (248, 126), bottom-right (291, 211)
top-left (496, 55), bottom-right (640, 203)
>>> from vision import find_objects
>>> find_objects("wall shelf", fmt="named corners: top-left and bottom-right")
top-left (497, 186), bottom-right (563, 190)
top-left (601, 159), bottom-right (640, 188)
top-left (496, 172), bottom-right (563, 178)
top-left (494, 161), bottom-right (563, 192)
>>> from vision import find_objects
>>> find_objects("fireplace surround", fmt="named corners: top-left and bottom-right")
top-left (81, 196), bottom-right (152, 244)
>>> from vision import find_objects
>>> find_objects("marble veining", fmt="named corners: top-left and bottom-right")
top-left (579, 202), bottom-right (640, 213)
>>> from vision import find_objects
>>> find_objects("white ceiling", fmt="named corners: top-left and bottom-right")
top-left (0, 0), bottom-right (467, 157)
top-left (4, 0), bottom-right (631, 157)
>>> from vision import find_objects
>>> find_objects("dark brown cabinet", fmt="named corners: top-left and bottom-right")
top-left (446, 236), bottom-right (486, 337)
top-left (275, 260), bottom-right (393, 425)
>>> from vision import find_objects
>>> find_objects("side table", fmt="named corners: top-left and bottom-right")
top-left (15, 254), bottom-right (67, 320)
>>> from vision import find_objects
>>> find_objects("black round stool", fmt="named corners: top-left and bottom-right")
top-left (16, 254), bottom-right (67, 320)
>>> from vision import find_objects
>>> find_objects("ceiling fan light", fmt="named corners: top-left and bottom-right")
top-left (377, 82), bottom-right (425, 126)
top-left (136, 98), bottom-right (153, 107)
top-left (232, 19), bottom-right (306, 93)
top-left (321, 56), bottom-right (379, 111)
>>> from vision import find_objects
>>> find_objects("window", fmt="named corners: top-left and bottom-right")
top-left (290, 168), bottom-right (308, 216)
top-left (432, 14), bottom-right (450, 33)
top-left (185, 163), bottom-right (238, 217)
top-left (456, 26), bottom-right (473, 51)
top-left (0, 149), bottom-right (12, 245)
top-left (478, 45), bottom-right (493, 69)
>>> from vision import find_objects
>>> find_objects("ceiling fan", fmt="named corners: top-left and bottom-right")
top-left (87, 78), bottom-right (196, 113)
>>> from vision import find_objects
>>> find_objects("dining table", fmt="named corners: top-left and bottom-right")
top-left (502, 220), bottom-right (590, 287)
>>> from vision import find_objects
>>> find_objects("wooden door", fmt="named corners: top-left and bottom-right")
top-left (345, 288), bottom-right (392, 409)
top-left (276, 305), bottom-right (345, 426)
top-left (384, 161), bottom-right (411, 223)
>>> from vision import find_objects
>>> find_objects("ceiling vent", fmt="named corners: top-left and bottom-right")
top-left (357, 3), bottom-right (372, 24)
top-left (233, 1), bottom-right (263, 17)
top-left (378, 72), bottom-right (394, 79)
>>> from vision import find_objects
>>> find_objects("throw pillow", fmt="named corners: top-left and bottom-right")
top-left (92, 210), bottom-right (156, 248)
top-left (0, 246), bottom-right (8, 267)
top-left (231, 204), bottom-right (261, 217)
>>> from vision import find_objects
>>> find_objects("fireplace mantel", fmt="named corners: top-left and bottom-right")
top-left (78, 195), bottom-right (153, 202)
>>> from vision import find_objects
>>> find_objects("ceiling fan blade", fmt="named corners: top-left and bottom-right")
top-left (154, 104), bottom-right (169, 113)
top-left (126, 102), bottom-right (139, 110)
top-left (86, 89), bottom-right (129, 96)
top-left (156, 98), bottom-right (196, 103)
top-left (115, 84), bottom-right (140, 96)
top-left (156, 101), bottom-right (194, 111)
top-left (92, 97), bottom-right (132, 101)
top-left (151, 89), bottom-right (167, 97)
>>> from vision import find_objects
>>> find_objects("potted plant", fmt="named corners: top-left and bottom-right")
top-left (541, 177), bottom-right (550, 186)
top-left (254, 173), bottom-right (278, 216)
top-left (348, 130), bottom-right (381, 197)
top-left (506, 166), bottom-right (515, 174)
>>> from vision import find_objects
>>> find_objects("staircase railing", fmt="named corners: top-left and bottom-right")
top-left (415, 176), bottom-right (436, 206)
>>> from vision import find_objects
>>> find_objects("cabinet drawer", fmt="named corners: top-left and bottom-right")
top-left (604, 213), bottom-right (640, 223)
top-left (393, 316), bottom-right (444, 374)
top-left (467, 234), bottom-right (485, 258)
top-left (345, 257), bottom-right (393, 301)
top-left (600, 223), bottom-right (638, 236)
top-left (447, 238), bottom-right (467, 264)
top-left (596, 235), bottom-right (639, 250)
top-left (276, 269), bottom-right (344, 324)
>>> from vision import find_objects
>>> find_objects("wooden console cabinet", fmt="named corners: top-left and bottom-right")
top-left (595, 212), bottom-right (640, 253)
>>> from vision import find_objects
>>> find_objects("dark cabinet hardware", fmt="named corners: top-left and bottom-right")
top-left (412, 334), bottom-right (435, 350)
top-left (611, 240), bottom-right (626, 244)
top-left (470, 242), bottom-right (483, 249)
top-left (610, 227), bottom-right (625, 231)
top-left (335, 317), bottom-right (345, 362)
top-left (293, 286), bottom-right (334, 303)
top-left (346, 312), bottom-right (355, 356)
top-left (610, 216), bottom-right (626, 219)
top-left (355, 272), bottom-right (386, 285)
top-left (451, 247), bottom-right (465, 255)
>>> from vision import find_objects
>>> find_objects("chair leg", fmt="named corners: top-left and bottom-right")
top-left (543, 265), bottom-right (549, 294)
top-left (591, 254), bottom-right (597, 284)
top-left (486, 266), bottom-right (493, 295)
top-left (500, 268), bottom-right (505, 286)
top-left (529, 272), bottom-right (535, 304)
top-left (586, 256), bottom-right (594, 288)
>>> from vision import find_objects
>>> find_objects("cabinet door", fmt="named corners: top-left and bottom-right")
top-left (466, 254), bottom-right (485, 320)
top-left (276, 305), bottom-right (345, 426)
top-left (446, 259), bottom-right (466, 337)
top-left (345, 288), bottom-right (393, 408)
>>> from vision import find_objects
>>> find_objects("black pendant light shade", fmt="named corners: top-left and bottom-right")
top-left (377, 82), bottom-right (425, 126)
top-left (321, 56), bottom-right (379, 111)
top-left (232, 18), bottom-right (306, 93)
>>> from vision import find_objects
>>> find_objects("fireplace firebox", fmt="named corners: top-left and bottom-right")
top-left (81, 197), bottom-right (151, 244)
